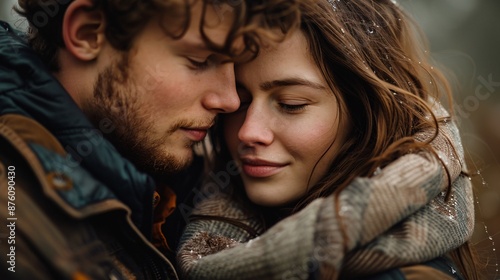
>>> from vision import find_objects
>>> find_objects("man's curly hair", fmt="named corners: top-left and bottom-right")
top-left (15, 0), bottom-right (301, 71)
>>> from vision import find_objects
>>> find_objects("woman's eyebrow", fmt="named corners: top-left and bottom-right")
top-left (260, 77), bottom-right (326, 91)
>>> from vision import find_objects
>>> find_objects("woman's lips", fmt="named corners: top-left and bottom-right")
top-left (240, 158), bottom-right (287, 178)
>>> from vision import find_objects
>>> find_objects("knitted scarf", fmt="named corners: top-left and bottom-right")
top-left (177, 111), bottom-right (473, 279)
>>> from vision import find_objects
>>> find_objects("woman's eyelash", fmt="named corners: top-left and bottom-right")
top-left (279, 103), bottom-right (307, 112)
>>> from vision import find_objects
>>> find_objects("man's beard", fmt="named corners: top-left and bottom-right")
top-left (81, 55), bottom-right (193, 176)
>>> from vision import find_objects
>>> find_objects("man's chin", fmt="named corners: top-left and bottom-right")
top-left (166, 155), bottom-right (194, 174)
top-left (141, 149), bottom-right (194, 176)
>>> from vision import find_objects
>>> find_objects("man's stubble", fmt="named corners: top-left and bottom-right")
top-left (82, 54), bottom-right (193, 176)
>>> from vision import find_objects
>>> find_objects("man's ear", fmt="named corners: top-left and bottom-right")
top-left (62, 0), bottom-right (106, 61)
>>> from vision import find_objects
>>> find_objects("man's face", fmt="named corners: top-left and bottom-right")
top-left (84, 2), bottom-right (240, 175)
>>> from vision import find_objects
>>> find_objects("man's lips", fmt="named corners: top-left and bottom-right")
top-left (181, 127), bottom-right (209, 142)
top-left (240, 158), bottom-right (288, 178)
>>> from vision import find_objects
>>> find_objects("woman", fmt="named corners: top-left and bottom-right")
top-left (177, 0), bottom-right (480, 279)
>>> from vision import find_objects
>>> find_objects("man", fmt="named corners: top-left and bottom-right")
top-left (0, 0), bottom-right (299, 279)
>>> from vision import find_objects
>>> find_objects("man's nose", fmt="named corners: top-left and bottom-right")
top-left (201, 63), bottom-right (240, 113)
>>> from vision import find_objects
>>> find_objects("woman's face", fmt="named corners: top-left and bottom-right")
top-left (224, 30), bottom-right (349, 207)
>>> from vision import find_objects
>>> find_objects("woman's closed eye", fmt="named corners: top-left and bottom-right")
top-left (278, 103), bottom-right (308, 113)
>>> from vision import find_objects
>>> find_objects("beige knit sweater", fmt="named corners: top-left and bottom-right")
top-left (177, 112), bottom-right (474, 279)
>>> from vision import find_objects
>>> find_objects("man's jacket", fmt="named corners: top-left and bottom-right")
top-left (0, 21), bottom-right (177, 279)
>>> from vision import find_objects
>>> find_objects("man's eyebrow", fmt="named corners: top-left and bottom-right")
top-left (260, 77), bottom-right (327, 91)
top-left (178, 40), bottom-right (233, 61)
top-left (179, 40), bottom-right (209, 52)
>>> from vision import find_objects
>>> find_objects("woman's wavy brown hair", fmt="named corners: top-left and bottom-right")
top-left (208, 0), bottom-right (481, 278)
top-left (15, 0), bottom-right (301, 71)
top-left (211, 0), bottom-right (450, 212)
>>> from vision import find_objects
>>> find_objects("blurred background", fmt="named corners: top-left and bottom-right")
top-left (399, 1), bottom-right (500, 278)
top-left (2, 0), bottom-right (500, 278)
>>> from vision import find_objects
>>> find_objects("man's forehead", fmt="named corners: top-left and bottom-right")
top-left (188, 1), bottom-right (236, 46)
top-left (161, 1), bottom-right (242, 55)
top-left (172, 35), bottom-right (243, 62)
